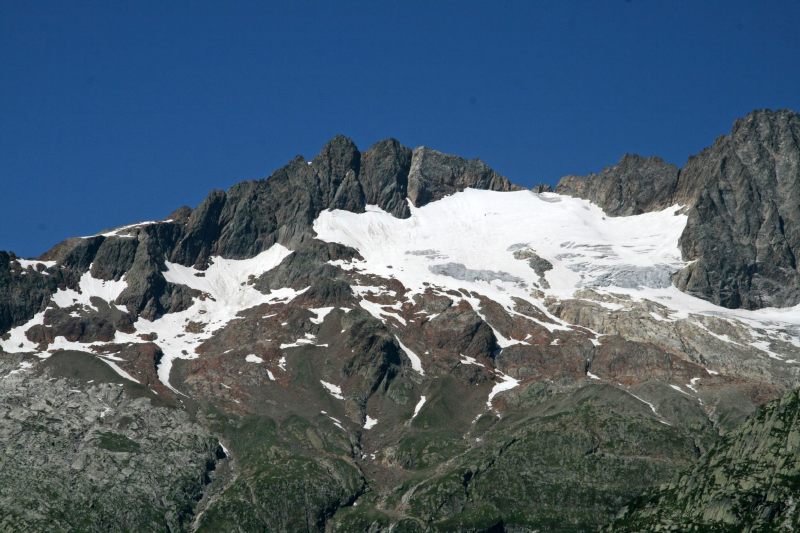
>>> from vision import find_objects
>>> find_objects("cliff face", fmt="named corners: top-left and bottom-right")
top-left (557, 109), bottom-right (800, 310)
top-left (675, 110), bottom-right (800, 309)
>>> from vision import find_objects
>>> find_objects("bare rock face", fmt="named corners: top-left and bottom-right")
top-left (675, 109), bottom-right (800, 309)
top-left (556, 154), bottom-right (680, 216)
top-left (359, 138), bottom-right (413, 218)
top-left (407, 146), bottom-right (520, 207)
top-left (0, 253), bottom-right (57, 334)
top-left (556, 109), bottom-right (800, 310)
top-left (0, 354), bottom-right (223, 533)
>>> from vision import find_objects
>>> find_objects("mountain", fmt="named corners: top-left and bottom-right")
top-left (1, 109), bottom-right (799, 532)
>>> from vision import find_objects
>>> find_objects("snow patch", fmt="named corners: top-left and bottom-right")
top-left (320, 380), bottom-right (344, 400)
top-left (487, 371), bottom-right (520, 407)
top-left (411, 395), bottom-right (427, 420)
top-left (460, 355), bottom-right (485, 367)
top-left (52, 268), bottom-right (128, 311)
top-left (396, 337), bottom-right (424, 374)
top-left (16, 259), bottom-right (56, 269)
top-left (309, 307), bottom-right (334, 325)
top-left (97, 356), bottom-right (140, 384)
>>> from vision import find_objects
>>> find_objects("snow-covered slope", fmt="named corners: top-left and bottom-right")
top-left (5, 188), bottom-right (800, 392)
top-left (314, 188), bottom-right (800, 337)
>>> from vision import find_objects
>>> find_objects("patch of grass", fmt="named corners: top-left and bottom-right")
top-left (96, 431), bottom-right (141, 453)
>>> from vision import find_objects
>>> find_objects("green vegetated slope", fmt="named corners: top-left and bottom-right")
top-left (196, 381), bottom-right (717, 532)
top-left (610, 388), bottom-right (800, 532)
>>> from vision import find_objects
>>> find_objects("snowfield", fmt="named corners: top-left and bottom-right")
top-left (313, 188), bottom-right (800, 337)
top-left (314, 189), bottom-right (688, 305)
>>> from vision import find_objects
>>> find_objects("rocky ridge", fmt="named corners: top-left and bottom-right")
top-left (557, 109), bottom-right (800, 310)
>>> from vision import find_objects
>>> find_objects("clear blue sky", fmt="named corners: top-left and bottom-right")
top-left (2, 1), bottom-right (799, 257)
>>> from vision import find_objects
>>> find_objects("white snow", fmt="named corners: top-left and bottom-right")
top-left (15, 259), bottom-right (56, 269)
top-left (322, 412), bottom-right (346, 431)
top-left (411, 395), bottom-right (427, 419)
top-left (245, 354), bottom-right (264, 363)
top-left (266, 369), bottom-right (276, 381)
top-left (396, 337), bottom-right (424, 374)
top-left (460, 355), bottom-right (485, 367)
top-left (320, 380), bottom-right (344, 400)
top-left (112, 244), bottom-right (294, 390)
top-left (82, 219), bottom-right (172, 239)
top-left (97, 356), bottom-right (140, 383)
top-left (587, 371), bottom-right (601, 380)
top-left (3, 360), bottom-right (34, 378)
top-left (750, 339), bottom-right (786, 361)
top-left (363, 415), bottom-right (378, 429)
top-left (669, 384), bottom-right (692, 396)
top-left (278, 356), bottom-right (287, 371)
top-left (280, 333), bottom-right (326, 349)
top-left (219, 443), bottom-right (230, 457)
top-left (627, 391), bottom-right (659, 416)
top-left (486, 371), bottom-right (520, 407)
top-left (309, 307), bottom-right (334, 325)
top-left (314, 190), bottom-right (685, 330)
top-left (52, 268), bottom-right (128, 311)
top-left (351, 285), bottom-right (407, 325)
top-left (0, 311), bottom-right (47, 353)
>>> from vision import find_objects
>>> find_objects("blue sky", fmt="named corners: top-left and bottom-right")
top-left (2, 0), bottom-right (799, 257)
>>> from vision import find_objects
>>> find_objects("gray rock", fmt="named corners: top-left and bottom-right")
top-left (556, 154), bottom-right (680, 216)
top-left (429, 262), bottom-right (524, 284)
top-left (407, 146), bottom-right (520, 207)
top-left (675, 109), bottom-right (800, 309)
top-left (0, 253), bottom-right (58, 334)
top-left (360, 138), bottom-right (413, 217)
top-left (90, 237), bottom-right (138, 281)
top-left (0, 357), bottom-right (223, 532)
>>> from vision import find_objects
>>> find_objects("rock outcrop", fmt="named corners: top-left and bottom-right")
top-left (556, 109), bottom-right (800, 310)
top-left (675, 109), bottom-right (800, 309)
top-left (557, 154), bottom-right (680, 216)
top-left (0, 353), bottom-right (224, 533)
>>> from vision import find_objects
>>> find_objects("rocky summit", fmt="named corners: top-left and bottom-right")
top-left (2, 109), bottom-right (800, 532)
